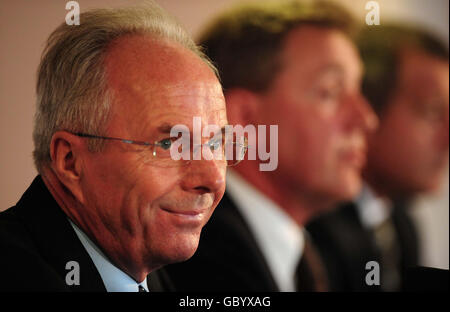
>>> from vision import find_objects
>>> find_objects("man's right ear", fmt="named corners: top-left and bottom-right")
top-left (49, 131), bottom-right (85, 204)
top-left (225, 88), bottom-right (261, 126)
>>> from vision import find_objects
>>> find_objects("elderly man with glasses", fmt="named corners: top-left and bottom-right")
top-left (0, 4), bottom-right (246, 292)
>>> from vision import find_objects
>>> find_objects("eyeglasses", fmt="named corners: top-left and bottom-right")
top-left (71, 131), bottom-right (248, 167)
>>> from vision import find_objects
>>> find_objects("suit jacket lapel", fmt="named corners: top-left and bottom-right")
top-left (216, 193), bottom-right (280, 291)
top-left (15, 176), bottom-right (106, 292)
top-left (147, 268), bottom-right (175, 291)
top-left (391, 202), bottom-right (419, 268)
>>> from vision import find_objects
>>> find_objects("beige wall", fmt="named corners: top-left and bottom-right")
top-left (1, 0), bottom-right (448, 268)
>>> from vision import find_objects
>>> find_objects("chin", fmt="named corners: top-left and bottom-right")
top-left (158, 232), bottom-right (201, 265)
top-left (334, 172), bottom-right (363, 201)
top-left (409, 178), bottom-right (442, 196)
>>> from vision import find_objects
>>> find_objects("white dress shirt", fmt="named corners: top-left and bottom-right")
top-left (355, 184), bottom-right (392, 230)
top-left (69, 220), bottom-right (149, 292)
top-left (226, 171), bottom-right (304, 292)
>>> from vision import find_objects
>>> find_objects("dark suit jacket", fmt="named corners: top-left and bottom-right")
top-left (0, 175), bottom-right (172, 292)
top-left (165, 193), bottom-right (281, 291)
top-left (306, 202), bottom-right (419, 291)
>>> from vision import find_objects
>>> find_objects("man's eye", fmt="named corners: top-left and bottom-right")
top-left (318, 87), bottom-right (340, 101)
top-left (209, 138), bottom-right (222, 150)
top-left (159, 138), bottom-right (172, 150)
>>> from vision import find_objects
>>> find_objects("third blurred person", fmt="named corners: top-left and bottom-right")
top-left (307, 25), bottom-right (449, 291)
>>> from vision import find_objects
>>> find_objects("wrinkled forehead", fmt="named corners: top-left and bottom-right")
top-left (108, 81), bottom-right (227, 137)
top-left (104, 35), bottom-right (226, 133)
top-left (104, 34), bottom-right (218, 90)
top-left (139, 82), bottom-right (227, 124)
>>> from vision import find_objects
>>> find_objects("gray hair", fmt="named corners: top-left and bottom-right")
top-left (33, 2), bottom-right (217, 172)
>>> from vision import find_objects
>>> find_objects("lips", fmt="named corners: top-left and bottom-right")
top-left (159, 205), bottom-right (211, 227)
top-left (158, 194), bottom-right (215, 226)
top-left (161, 206), bottom-right (208, 216)
top-left (340, 148), bottom-right (366, 168)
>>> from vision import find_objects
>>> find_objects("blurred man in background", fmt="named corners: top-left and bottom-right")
top-left (307, 25), bottom-right (449, 291)
top-left (165, 0), bottom-right (377, 291)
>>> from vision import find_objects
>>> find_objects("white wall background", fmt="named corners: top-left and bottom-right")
top-left (0, 0), bottom-right (448, 269)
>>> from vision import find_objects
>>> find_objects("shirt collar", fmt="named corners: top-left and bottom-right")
top-left (69, 220), bottom-right (149, 292)
top-left (226, 171), bottom-right (304, 292)
top-left (355, 184), bottom-right (392, 229)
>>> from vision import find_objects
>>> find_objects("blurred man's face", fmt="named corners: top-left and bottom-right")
top-left (257, 26), bottom-right (377, 205)
top-left (77, 35), bottom-right (227, 276)
top-left (367, 49), bottom-right (449, 196)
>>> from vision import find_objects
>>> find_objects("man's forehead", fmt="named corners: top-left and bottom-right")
top-left (399, 51), bottom-right (449, 93)
top-left (143, 108), bottom-right (228, 139)
top-left (104, 35), bottom-right (226, 134)
top-left (136, 82), bottom-right (224, 99)
top-left (105, 34), bottom-right (219, 92)
top-left (110, 86), bottom-right (226, 134)
top-left (281, 26), bottom-right (362, 77)
top-left (155, 108), bottom-right (228, 130)
top-left (119, 81), bottom-right (225, 113)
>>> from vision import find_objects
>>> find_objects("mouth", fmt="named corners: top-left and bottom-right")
top-left (160, 206), bottom-right (210, 225)
top-left (340, 148), bottom-right (366, 169)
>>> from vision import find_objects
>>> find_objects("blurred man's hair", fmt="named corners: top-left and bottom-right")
top-left (198, 0), bottom-right (357, 92)
top-left (33, 2), bottom-right (217, 173)
top-left (357, 24), bottom-right (449, 115)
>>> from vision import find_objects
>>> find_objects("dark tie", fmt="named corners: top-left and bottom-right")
top-left (138, 285), bottom-right (148, 292)
top-left (295, 233), bottom-right (329, 292)
top-left (372, 215), bottom-right (401, 291)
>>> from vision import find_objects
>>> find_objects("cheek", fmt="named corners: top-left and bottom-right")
top-left (131, 166), bottom-right (184, 216)
top-left (84, 152), bottom-right (183, 223)
top-left (80, 155), bottom-right (127, 211)
top-left (299, 116), bottom-right (341, 165)
top-left (278, 114), bottom-right (339, 180)
top-left (379, 114), bottom-right (429, 166)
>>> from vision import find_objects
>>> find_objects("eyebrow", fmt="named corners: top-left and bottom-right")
top-left (157, 123), bottom-right (174, 133)
top-left (156, 123), bottom-right (228, 140)
top-left (317, 64), bottom-right (345, 76)
top-left (211, 126), bottom-right (227, 138)
top-left (317, 63), bottom-right (364, 83)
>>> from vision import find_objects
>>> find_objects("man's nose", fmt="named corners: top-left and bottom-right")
top-left (181, 158), bottom-right (226, 195)
top-left (345, 93), bottom-right (379, 133)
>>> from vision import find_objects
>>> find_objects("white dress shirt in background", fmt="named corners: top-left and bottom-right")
top-left (226, 171), bottom-right (304, 292)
